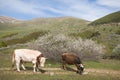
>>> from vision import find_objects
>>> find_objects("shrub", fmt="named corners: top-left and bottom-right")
top-left (28, 34), bottom-right (105, 62)
top-left (115, 30), bottom-right (120, 35)
top-left (111, 44), bottom-right (120, 59)
top-left (0, 41), bottom-right (7, 48)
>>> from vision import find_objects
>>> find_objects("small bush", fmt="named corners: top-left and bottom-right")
top-left (111, 44), bottom-right (120, 59)
top-left (115, 30), bottom-right (120, 35)
top-left (0, 41), bottom-right (7, 48)
top-left (28, 34), bottom-right (105, 61)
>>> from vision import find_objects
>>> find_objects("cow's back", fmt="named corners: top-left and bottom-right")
top-left (62, 53), bottom-right (80, 65)
top-left (14, 49), bottom-right (41, 62)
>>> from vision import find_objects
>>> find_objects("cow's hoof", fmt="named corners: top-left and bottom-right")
top-left (17, 70), bottom-right (20, 72)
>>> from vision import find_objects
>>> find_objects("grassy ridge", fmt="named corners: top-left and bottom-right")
top-left (89, 11), bottom-right (120, 26)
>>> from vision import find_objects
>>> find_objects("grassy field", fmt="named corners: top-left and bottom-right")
top-left (0, 49), bottom-right (120, 80)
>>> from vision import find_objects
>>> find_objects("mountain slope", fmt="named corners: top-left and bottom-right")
top-left (0, 16), bottom-right (21, 23)
top-left (0, 16), bottom-right (89, 46)
top-left (89, 11), bottom-right (120, 26)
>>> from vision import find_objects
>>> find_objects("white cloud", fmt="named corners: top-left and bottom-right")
top-left (0, 0), bottom-right (40, 14)
top-left (53, 0), bottom-right (113, 21)
top-left (0, 0), bottom-right (119, 21)
top-left (97, 0), bottom-right (120, 8)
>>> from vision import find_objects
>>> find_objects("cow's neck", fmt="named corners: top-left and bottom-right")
top-left (36, 54), bottom-right (43, 63)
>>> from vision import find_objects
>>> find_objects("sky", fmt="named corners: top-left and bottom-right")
top-left (0, 0), bottom-right (120, 21)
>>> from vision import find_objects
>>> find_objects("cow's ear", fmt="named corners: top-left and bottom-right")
top-left (83, 64), bottom-right (85, 66)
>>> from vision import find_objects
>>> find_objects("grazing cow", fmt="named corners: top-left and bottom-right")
top-left (12, 49), bottom-right (47, 72)
top-left (61, 52), bottom-right (84, 74)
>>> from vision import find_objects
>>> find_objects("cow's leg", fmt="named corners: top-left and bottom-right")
top-left (62, 61), bottom-right (66, 70)
top-left (32, 60), bottom-right (37, 72)
top-left (75, 64), bottom-right (80, 73)
top-left (20, 60), bottom-right (26, 70)
top-left (16, 60), bottom-right (20, 72)
top-left (33, 63), bottom-right (37, 72)
top-left (36, 63), bottom-right (39, 72)
top-left (21, 64), bottom-right (26, 70)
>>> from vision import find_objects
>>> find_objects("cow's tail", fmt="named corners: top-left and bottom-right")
top-left (12, 51), bottom-right (15, 68)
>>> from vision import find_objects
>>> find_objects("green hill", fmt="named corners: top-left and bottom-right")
top-left (0, 16), bottom-right (89, 46)
top-left (86, 11), bottom-right (120, 59)
top-left (89, 11), bottom-right (120, 26)
top-left (0, 15), bottom-right (120, 59)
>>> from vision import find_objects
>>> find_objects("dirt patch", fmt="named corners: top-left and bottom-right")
top-left (0, 67), bottom-right (120, 75)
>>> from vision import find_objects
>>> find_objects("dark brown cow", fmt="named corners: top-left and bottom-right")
top-left (61, 52), bottom-right (84, 74)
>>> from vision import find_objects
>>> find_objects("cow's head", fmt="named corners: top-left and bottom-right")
top-left (40, 57), bottom-right (47, 67)
top-left (80, 64), bottom-right (84, 72)
top-left (77, 64), bottom-right (84, 74)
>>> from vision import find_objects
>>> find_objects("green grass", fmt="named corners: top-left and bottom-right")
top-left (68, 29), bottom-right (100, 39)
top-left (84, 60), bottom-right (120, 70)
top-left (0, 32), bottom-right (18, 38)
top-left (0, 70), bottom-right (119, 80)
top-left (4, 30), bottom-right (49, 45)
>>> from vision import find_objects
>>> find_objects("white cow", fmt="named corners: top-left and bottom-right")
top-left (12, 49), bottom-right (47, 72)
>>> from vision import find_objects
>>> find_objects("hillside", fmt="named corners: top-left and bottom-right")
top-left (0, 15), bottom-right (120, 60)
top-left (0, 16), bottom-right (89, 46)
top-left (89, 11), bottom-right (120, 26)
top-left (14, 16), bottom-right (90, 28)
top-left (85, 11), bottom-right (120, 59)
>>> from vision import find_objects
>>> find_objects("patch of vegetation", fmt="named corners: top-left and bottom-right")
top-left (115, 29), bottom-right (120, 35)
top-left (0, 41), bottom-right (7, 48)
top-left (5, 30), bottom-right (49, 45)
top-left (110, 45), bottom-right (120, 60)
top-left (28, 34), bottom-right (105, 61)
top-left (84, 59), bottom-right (120, 70)
top-left (1, 33), bottom-right (18, 38)
top-left (69, 30), bottom-right (100, 39)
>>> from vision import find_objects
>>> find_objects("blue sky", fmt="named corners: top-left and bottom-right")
top-left (0, 0), bottom-right (120, 21)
